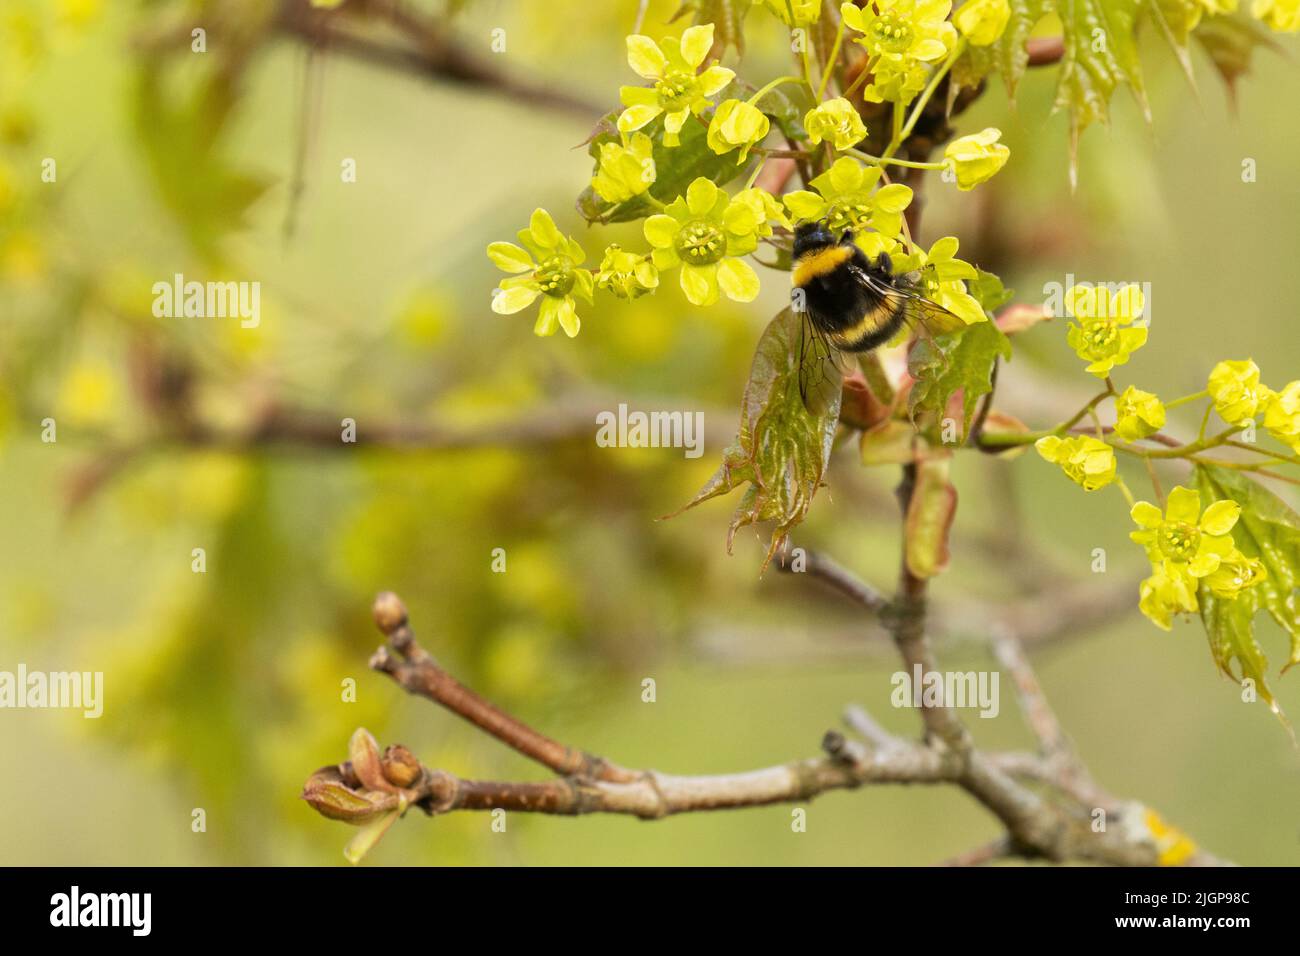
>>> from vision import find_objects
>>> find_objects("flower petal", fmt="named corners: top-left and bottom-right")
top-left (644, 214), bottom-right (680, 249)
top-left (874, 182), bottom-right (914, 214)
top-left (697, 65), bottom-right (735, 96)
top-left (492, 284), bottom-right (540, 315)
top-left (534, 295), bottom-right (560, 335)
top-left (527, 208), bottom-right (562, 251)
top-left (680, 263), bottom-right (719, 305)
top-left (1065, 285), bottom-right (1101, 320)
top-left (486, 241), bottom-right (534, 273)
top-left (625, 35), bottom-right (666, 79)
top-left (618, 104), bottom-right (662, 133)
top-left (1130, 501), bottom-right (1163, 529)
top-left (1111, 283), bottom-right (1145, 324)
top-left (928, 236), bottom-right (960, 262)
top-left (1165, 486), bottom-right (1202, 525)
top-left (783, 191), bottom-right (826, 221)
top-left (555, 296), bottom-right (580, 337)
top-left (717, 257), bottom-right (760, 302)
top-left (686, 177), bottom-right (720, 217)
top-left (679, 24), bottom-right (715, 69)
top-left (826, 156), bottom-right (864, 195)
top-left (1200, 500), bottom-right (1241, 536)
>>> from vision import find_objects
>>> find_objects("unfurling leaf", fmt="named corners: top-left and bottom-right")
top-left (905, 457), bottom-right (958, 578)
top-left (1198, 588), bottom-right (1283, 717)
top-left (669, 309), bottom-right (841, 572)
top-left (908, 320), bottom-right (1011, 440)
top-left (343, 809), bottom-right (401, 865)
top-left (955, 0), bottom-right (1148, 184)
top-left (1196, 466), bottom-right (1300, 671)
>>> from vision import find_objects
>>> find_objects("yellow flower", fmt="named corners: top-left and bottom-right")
top-left (1139, 560), bottom-right (1200, 631)
top-left (944, 128), bottom-right (1010, 190)
top-left (862, 58), bottom-right (930, 104)
top-left (1064, 284), bottom-right (1148, 378)
top-left (889, 235), bottom-right (985, 325)
top-left (619, 25), bottom-right (735, 147)
top-left (731, 186), bottom-right (790, 239)
top-left (1207, 359), bottom-right (1268, 424)
top-left (1034, 435), bottom-right (1117, 491)
top-left (706, 98), bottom-right (770, 162)
top-left (803, 98), bottom-right (868, 152)
top-left (1114, 386), bottom-right (1166, 442)
top-left (591, 132), bottom-right (656, 203)
top-left (1201, 550), bottom-right (1267, 599)
top-left (595, 244), bottom-right (659, 299)
top-left (954, 0), bottom-right (1011, 45)
top-left (841, 0), bottom-right (958, 65)
top-left (1263, 380), bottom-right (1300, 453)
top-left (488, 209), bottom-right (593, 338)
top-left (1252, 0), bottom-right (1300, 31)
top-left (643, 178), bottom-right (763, 306)
top-left (783, 156), bottom-right (913, 239)
top-left (1130, 486), bottom-right (1242, 578)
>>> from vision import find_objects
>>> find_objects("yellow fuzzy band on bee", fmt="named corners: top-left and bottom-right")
top-left (792, 245), bottom-right (855, 287)
top-left (830, 300), bottom-right (897, 348)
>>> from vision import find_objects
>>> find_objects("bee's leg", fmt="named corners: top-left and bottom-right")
top-left (874, 252), bottom-right (893, 275)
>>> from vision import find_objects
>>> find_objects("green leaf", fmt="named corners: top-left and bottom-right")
top-left (668, 308), bottom-right (841, 572)
top-left (1196, 465), bottom-right (1300, 673)
top-left (131, 67), bottom-right (273, 261)
top-left (576, 107), bottom-right (754, 224)
top-left (967, 268), bottom-right (1015, 314)
top-left (1198, 587), bottom-right (1284, 718)
top-left (956, 0), bottom-right (1148, 184)
top-left (1055, 0), bottom-right (1148, 174)
top-left (907, 320), bottom-right (1011, 440)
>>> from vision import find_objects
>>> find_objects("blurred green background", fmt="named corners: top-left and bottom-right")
top-left (1, 0), bottom-right (1298, 866)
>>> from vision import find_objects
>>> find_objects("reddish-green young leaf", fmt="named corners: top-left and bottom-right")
top-left (860, 419), bottom-right (916, 466)
top-left (908, 320), bottom-right (1011, 440)
top-left (669, 308), bottom-right (841, 572)
top-left (905, 456), bottom-right (957, 579)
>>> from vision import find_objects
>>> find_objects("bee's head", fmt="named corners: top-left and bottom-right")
top-left (793, 219), bottom-right (837, 258)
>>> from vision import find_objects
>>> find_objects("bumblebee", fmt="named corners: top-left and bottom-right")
top-left (790, 219), bottom-right (966, 410)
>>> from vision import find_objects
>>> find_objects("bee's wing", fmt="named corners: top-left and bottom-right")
top-left (846, 264), bottom-right (969, 339)
top-left (797, 309), bottom-right (847, 416)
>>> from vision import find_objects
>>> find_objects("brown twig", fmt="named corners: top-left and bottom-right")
top-left (776, 549), bottom-right (890, 614)
top-left (369, 592), bottom-right (638, 784)
top-left (304, 590), bottom-right (1231, 866)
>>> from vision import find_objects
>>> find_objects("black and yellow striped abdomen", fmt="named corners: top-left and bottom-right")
top-left (793, 240), bottom-right (906, 353)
